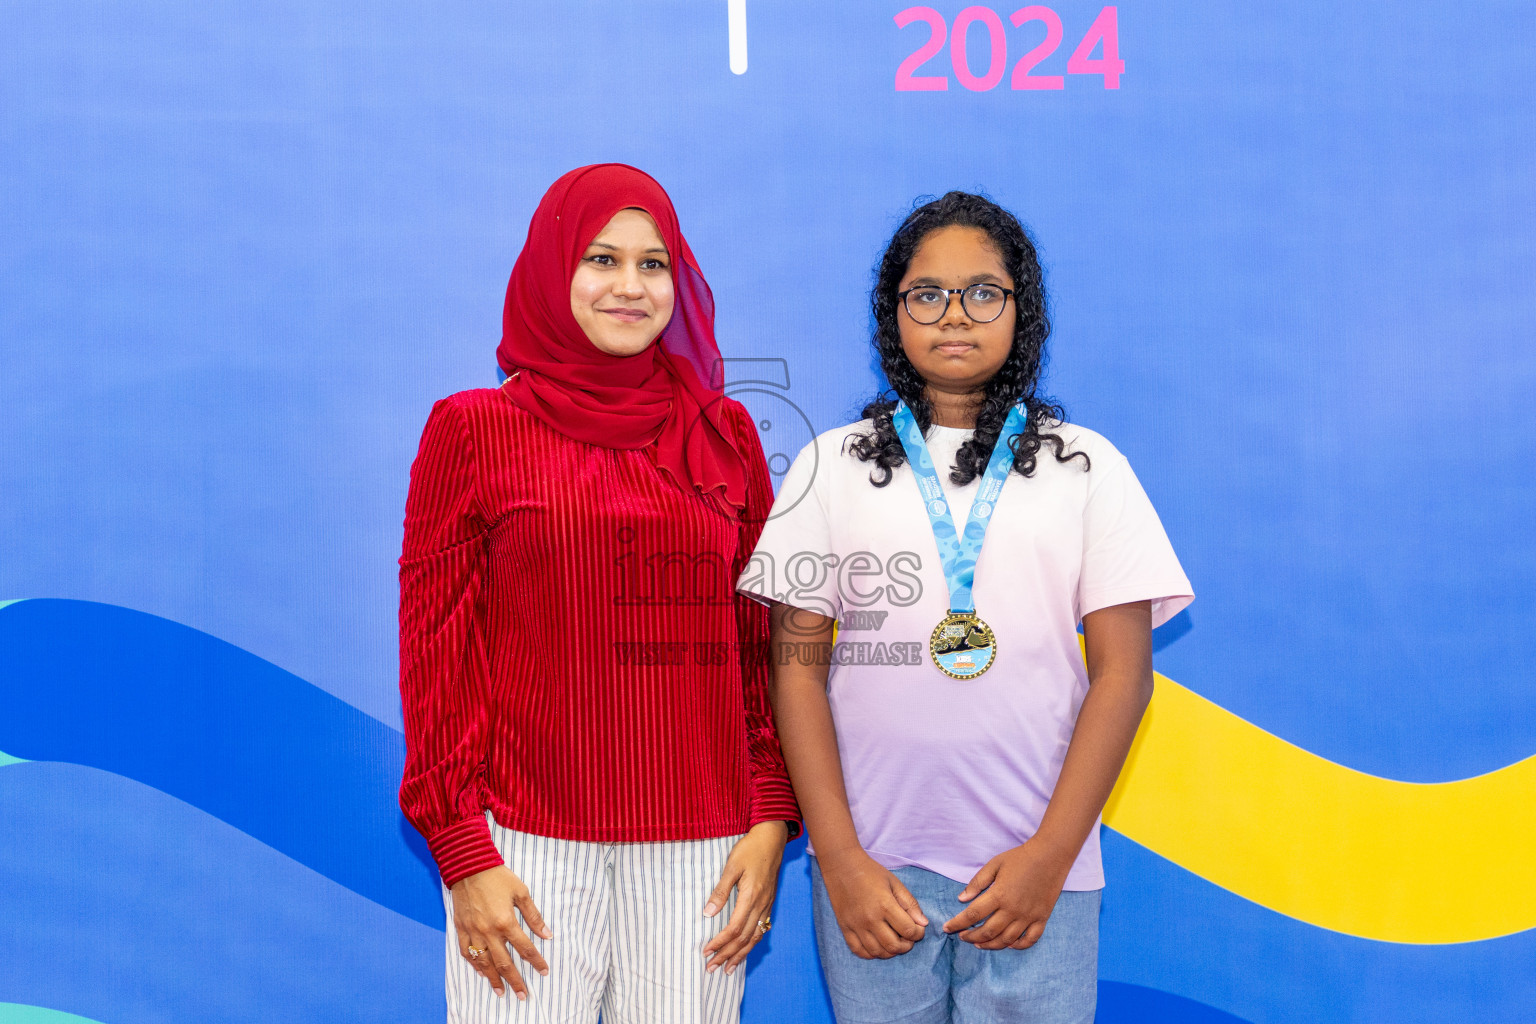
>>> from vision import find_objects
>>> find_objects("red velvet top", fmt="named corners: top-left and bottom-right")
top-left (397, 385), bottom-right (800, 887)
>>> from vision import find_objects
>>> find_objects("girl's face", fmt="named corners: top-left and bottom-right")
top-left (896, 225), bottom-right (1016, 395)
top-left (570, 208), bottom-right (676, 356)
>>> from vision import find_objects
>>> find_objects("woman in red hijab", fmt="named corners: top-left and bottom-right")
top-left (398, 164), bottom-right (799, 1023)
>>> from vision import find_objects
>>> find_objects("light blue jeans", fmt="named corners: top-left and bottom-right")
top-left (810, 858), bottom-right (1101, 1024)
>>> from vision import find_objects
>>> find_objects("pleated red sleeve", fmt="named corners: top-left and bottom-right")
top-left (396, 398), bottom-right (504, 887)
top-left (723, 402), bottom-right (802, 836)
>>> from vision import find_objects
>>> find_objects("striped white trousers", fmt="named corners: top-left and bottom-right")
top-left (443, 817), bottom-right (746, 1024)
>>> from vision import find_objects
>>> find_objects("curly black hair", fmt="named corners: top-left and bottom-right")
top-left (848, 191), bottom-right (1088, 486)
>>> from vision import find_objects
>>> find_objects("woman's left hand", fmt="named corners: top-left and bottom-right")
top-left (701, 820), bottom-right (790, 974)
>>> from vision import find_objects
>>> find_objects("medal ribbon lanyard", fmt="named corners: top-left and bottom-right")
top-left (891, 401), bottom-right (1029, 614)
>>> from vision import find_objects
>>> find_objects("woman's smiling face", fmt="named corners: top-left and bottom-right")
top-left (569, 208), bottom-right (676, 356)
top-left (896, 225), bottom-right (1016, 396)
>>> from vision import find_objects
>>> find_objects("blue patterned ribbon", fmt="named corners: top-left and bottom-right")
top-left (891, 401), bottom-right (1029, 614)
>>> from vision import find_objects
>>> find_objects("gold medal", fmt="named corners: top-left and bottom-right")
top-left (928, 611), bottom-right (997, 679)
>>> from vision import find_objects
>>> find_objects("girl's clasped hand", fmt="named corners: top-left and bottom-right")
top-left (815, 847), bottom-right (928, 959)
top-left (943, 839), bottom-right (1074, 950)
top-left (819, 838), bottom-right (1077, 960)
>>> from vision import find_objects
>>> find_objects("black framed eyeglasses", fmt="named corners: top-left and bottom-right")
top-left (897, 283), bottom-right (1014, 325)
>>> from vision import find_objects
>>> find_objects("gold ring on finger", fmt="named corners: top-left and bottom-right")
top-left (467, 946), bottom-right (484, 959)
top-left (757, 918), bottom-right (771, 932)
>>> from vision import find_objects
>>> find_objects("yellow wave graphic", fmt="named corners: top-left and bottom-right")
top-left (1104, 671), bottom-right (1536, 944)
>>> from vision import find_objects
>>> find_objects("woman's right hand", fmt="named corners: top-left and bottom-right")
top-left (819, 848), bottom-right (929, 959)
top-left (450, 865), bottom-right (553, 999)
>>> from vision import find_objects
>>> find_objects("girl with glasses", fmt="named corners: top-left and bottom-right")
top-left (398, 164), bottom-right (799, 1024)
top-left (739, 191), bottom-right (1192, 1023)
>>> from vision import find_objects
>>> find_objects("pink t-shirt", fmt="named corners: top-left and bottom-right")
top-left (737, 419), bottom-right (1193, 889)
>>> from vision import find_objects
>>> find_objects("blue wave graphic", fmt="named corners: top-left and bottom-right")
top-left (0, 760), bottom-right (441, 1024)
top-left (0, 599), bottom-right (441, 928)
top-left (1098, 830), bottom-right (1536, 1024)
top-left (1097, 982), bottom-right (1252, 1023)
top-left (0, 1004), bottom-right (107, 1024)
top-left (3, 598), bottom-right (1532, 1023)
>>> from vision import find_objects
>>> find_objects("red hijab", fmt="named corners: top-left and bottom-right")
top-left (496, 164), bottom-right (746, 517)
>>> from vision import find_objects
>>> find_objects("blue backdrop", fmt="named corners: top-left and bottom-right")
top-left (2, 1), bottom-right (1533, 1021)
